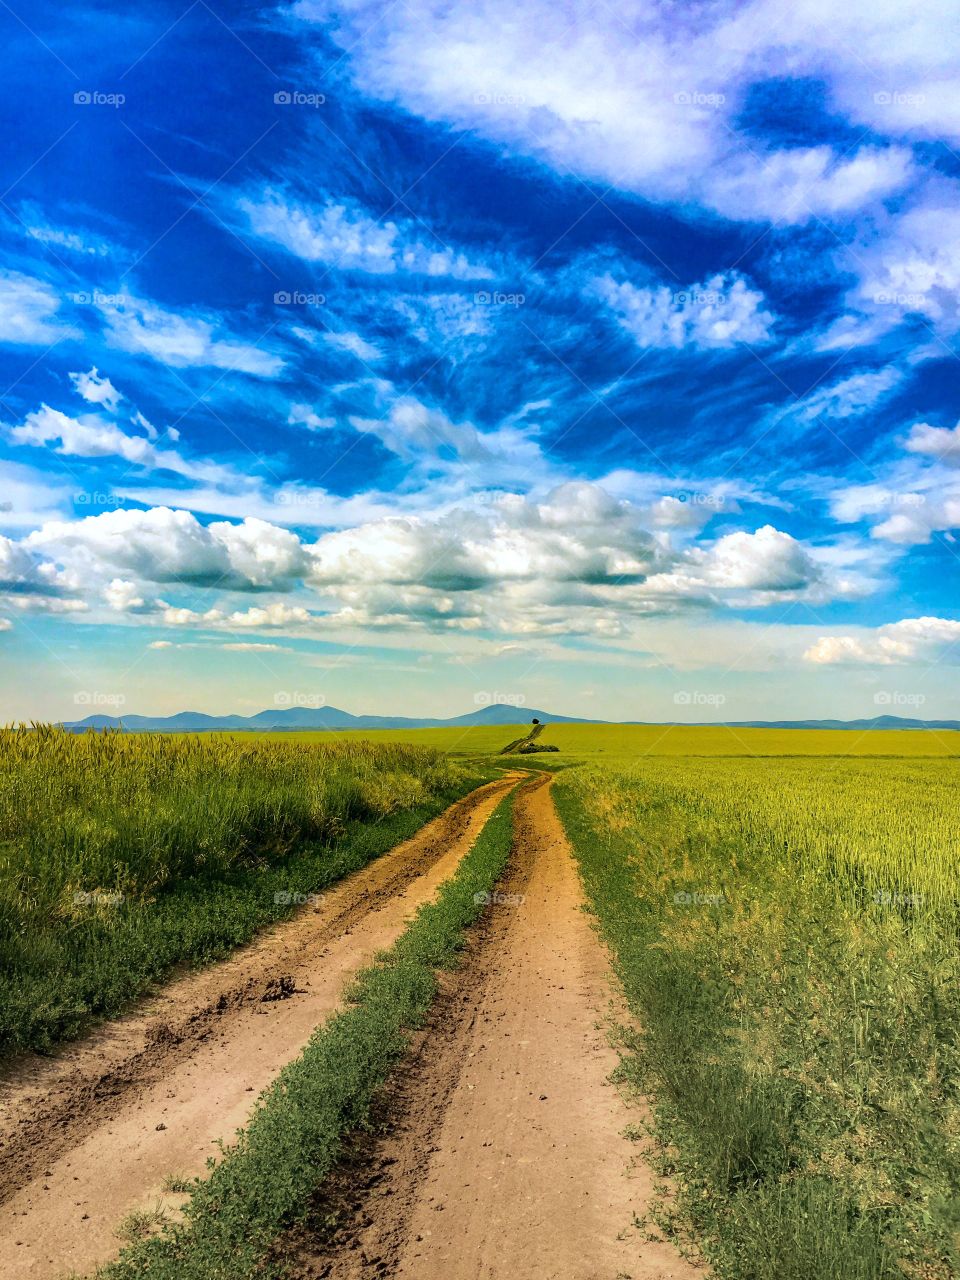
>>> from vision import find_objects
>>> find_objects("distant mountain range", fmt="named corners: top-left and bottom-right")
top-left (60, 705), bottom-right (960, 733)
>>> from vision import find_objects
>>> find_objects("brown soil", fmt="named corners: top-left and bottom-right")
top-left (289, 773), bottom-right (703, 1280)
top-left (0, 774), bottom-right (519, 1280)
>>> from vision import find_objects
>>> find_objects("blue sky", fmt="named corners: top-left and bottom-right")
top-left (1, 0), bottom-right (959, 723)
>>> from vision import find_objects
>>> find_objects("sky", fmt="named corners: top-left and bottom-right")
top-left (0, 0), bottom-right (959, 724)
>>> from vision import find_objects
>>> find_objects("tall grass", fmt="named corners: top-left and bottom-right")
top-left (0, 725), bottom-right (456, 930)
top-left (0, 726), bottom-right (473, 1056)
top-left (555, 755), bottom-right (960, 1280)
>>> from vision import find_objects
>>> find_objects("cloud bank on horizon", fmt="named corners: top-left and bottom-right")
top-left (0, 0), bottom-right (958, 721)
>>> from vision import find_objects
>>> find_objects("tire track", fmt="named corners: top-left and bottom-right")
top-left (289, 773), bottom-right (703, 1280)
top-left (0, 774), bottom-right (519, 1280)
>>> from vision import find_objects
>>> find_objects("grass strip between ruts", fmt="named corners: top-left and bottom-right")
top-left (100, 780), bottom-right (520, 1280)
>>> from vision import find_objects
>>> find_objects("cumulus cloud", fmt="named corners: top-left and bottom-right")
top-left (805, 616), bottom-right (960, 665)
top-left (69, 367), bottom-right (122, 413)
top-left (590, 271), bottom-right (774, 350)
top-left (0, 484), bottom-right (858, 639)
top-left (238, 189), bottom-right (495, 280)
top-left (906, 419), bottom-right (960, 466)
top-left (27, 508), bottom-right (308, 592)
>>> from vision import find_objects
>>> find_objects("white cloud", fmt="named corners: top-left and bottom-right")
top-left (0, 484), bottom-right (860, 638)
top-left (104, 578), bottom-right (147, 612)
top-left (324, 330), bottom-right (383, 361)
top-left (291, 0), bottom-right (915, 224)
top-left (906, 419), bottom-right (960, 466)
top-left (98, 295), bottom-right (284, 376)
top-left (288, 403), bottom-right (336, 431)
top-left (5, 403), bottom-right (236, 487)
top-left (27, 508), bottom-right (308, 592)
top-left (0, 270), bottom-right (78, 346)
top-left (238, 189), bottom-right (495, 280)
top-left (590, 271), bottom-right (774, 350)
top-left (805, 616), bottom-right (960, 665)
top-left (70, 367), bottom-right (122, 413)
top-left (787, 367), bottom-right (904, 424)
top-left (220, 641), bottom-right (290, 651)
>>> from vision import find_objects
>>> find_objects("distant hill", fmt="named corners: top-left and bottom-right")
top-left (61, 703), bottom-right (598, 733)
top-left (59, 707), bottom-right (960, 733)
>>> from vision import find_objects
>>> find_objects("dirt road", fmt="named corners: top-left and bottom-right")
top-left (0, 771), bottom-right (701, 1280)
top-left (291, 774), bottom-right (702, 1280)
top-left (0, 775), bottom-right (518, 1280)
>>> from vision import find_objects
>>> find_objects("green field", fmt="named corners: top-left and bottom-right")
top-left (0, 726), bottom-right (481, 1056)
top-left (4, 719), bottom-right (958, 1278)
top-left (311, 719), bottom-right (960, 1277)
top-left (270, 720), bottom-right (960, 759)
top-left (461, 722), bottom-right (958, 1280)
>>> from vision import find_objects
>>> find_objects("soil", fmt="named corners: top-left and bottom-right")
top-left (0, 770), bottom-right (702, 1280)
top-left (0, 774), bottom-right (519, 1280)
top-left (286, 773), bottom-right (703, 1280)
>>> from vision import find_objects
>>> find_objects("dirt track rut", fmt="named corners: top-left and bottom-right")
top-left (291, 773), bottom-right (702, 1280)
top-left (0, 774), bottom-right (518, 1280)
